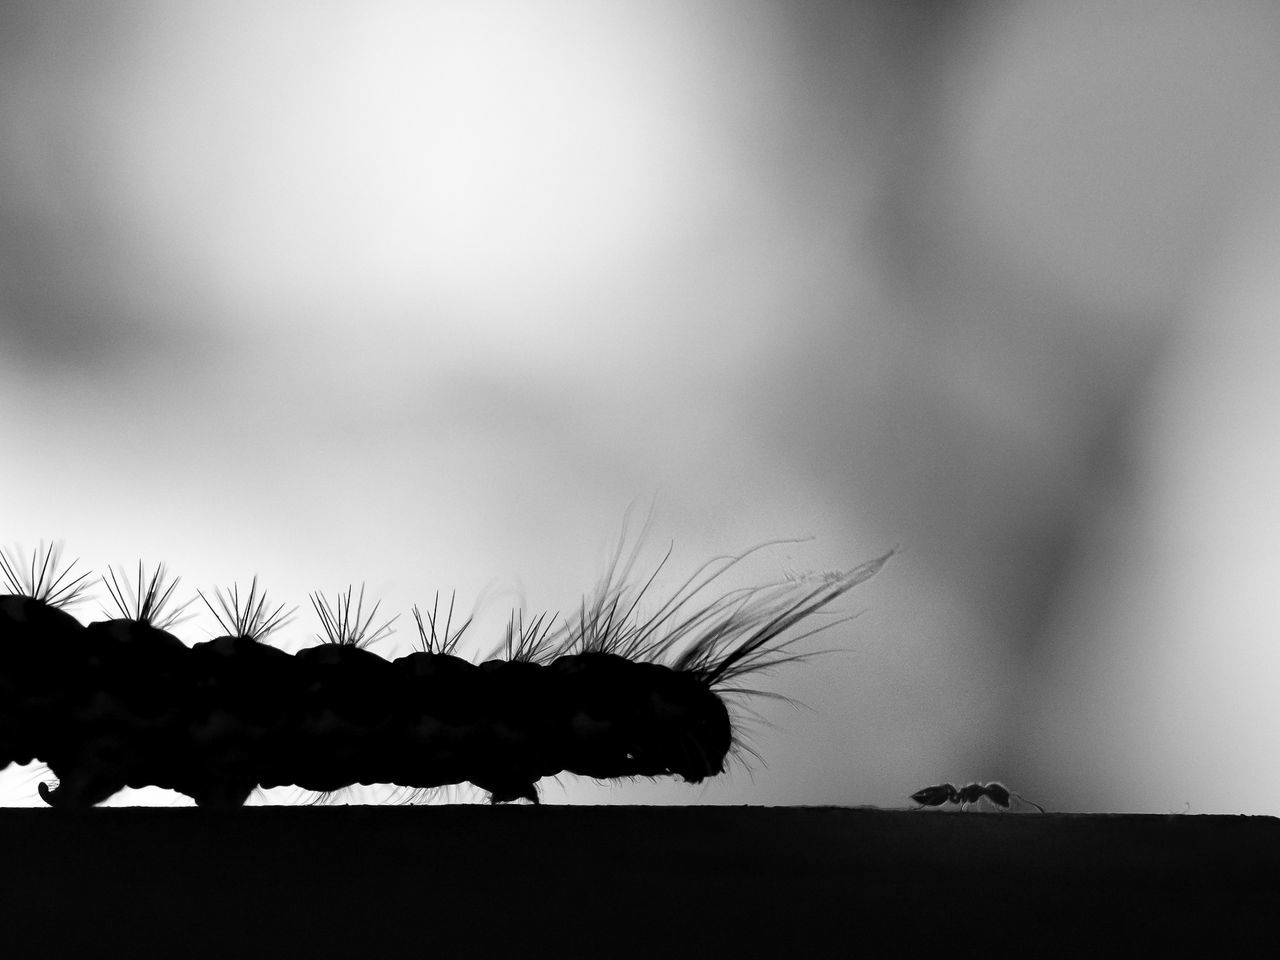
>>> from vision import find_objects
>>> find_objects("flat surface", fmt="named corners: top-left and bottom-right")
top-left (1, 806), bottom-right (1275, 956)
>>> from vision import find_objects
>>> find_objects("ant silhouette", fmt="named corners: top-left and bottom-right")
top-left (910, 781), bottom-right (1046, 813)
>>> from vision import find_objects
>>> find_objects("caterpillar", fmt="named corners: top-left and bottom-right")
top-left (0, 537), bottom-right (891, 808)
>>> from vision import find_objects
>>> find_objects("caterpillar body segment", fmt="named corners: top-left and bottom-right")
top-left (0, 595), bottom-right (87, 769)
top-left (4, 638), bottom-right (731, 807)
top-left (0, 545), bottom-right (892, 807)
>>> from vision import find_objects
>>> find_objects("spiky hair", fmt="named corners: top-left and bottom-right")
top-left (488, 531), bottom-right (892, 688)
top-left (102, 561), bottom-right (192, 630)
top-left (0, 541), bottom-right (93, 608)
top-left (310, 583), bottom-right (398, 648)
top-left (411, 591), bottom-right (472, 655)
top-left (199, 576), bottom-right (296, 642)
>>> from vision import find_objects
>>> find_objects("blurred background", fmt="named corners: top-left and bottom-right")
top-left (3, 0), bottom-right (1280, 812)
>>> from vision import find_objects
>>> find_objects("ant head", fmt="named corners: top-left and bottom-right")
top-left (982, 782), bottom-right (1011, 808)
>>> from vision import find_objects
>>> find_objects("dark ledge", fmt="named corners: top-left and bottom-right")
top-left (1, 806), bottom-right (1275, 955)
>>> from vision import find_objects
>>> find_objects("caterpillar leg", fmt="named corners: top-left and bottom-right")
top-left (37, 736), bottom-right (134, 808)
top-left (183, 779), bottom-right (256, 809)
top-left (37, 769), bottom-right (126, 809)
top-left (476, 777), bottom-right (540, 805)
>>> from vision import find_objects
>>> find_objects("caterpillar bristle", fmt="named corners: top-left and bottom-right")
top-left (0, 541), bottom-right (94, 609)
top-left (306, 786), bottom-right (351, 806)
top-left (722, 697), bottom-right (788, 775)
top-left (513, 538), bottom-right (892, 693)
top-left (199, 576), bottom-right (295, 642)
top-left (728, 733), bottom-right (767, 774)
top-left (719, 686), bottom-right (814, 714)
top-left (674, 551), bottom-right (894, 688)
top-left (101, 561), bottom-right (192, 630)
top-left (411, 590), bottom-right (471, 656)
top-left (490, 607), bottom-right (561, 662)
top-left (310, 583), bottom-right (398, 649)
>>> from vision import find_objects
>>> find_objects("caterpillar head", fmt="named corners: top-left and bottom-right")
top-left (623, 666), bottom-right (733, 783)
top-left (553, 654), bottom-right (731, 783)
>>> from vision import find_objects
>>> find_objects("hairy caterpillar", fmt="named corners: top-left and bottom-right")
top-left (0, 538), bottom-right (891, 808)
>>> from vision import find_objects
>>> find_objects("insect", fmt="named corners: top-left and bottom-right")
top-left (1, 536), bottom-right (893, 808)
top-left (910, 781), bottom-right (1046, 813)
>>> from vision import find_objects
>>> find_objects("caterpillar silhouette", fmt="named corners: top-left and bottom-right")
top-left (0, 539), bottom-right (890, 808)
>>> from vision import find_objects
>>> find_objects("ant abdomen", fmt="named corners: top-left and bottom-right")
top-left (909, 783), bottom-right (957, 808)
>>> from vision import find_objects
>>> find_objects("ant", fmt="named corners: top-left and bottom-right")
top-left (910, 781), bottom-right (1046, 813)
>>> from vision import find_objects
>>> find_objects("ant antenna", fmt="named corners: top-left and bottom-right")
top-left (1009, 790), bottom-right (1047, 813)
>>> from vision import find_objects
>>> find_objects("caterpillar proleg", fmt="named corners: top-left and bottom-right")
top-left (0, 539), bottom-right (891, 807)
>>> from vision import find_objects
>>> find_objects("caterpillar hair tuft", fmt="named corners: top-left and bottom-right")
top-left (0, 541), bottom-right (93, 611)
top-left (101, 561), bottom-right (192, 631)
top-left (199, 576), bottom-right (296, 643)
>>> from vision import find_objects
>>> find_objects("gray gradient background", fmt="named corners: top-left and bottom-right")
top-left (3, 0), bottom-right (1280, 812)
